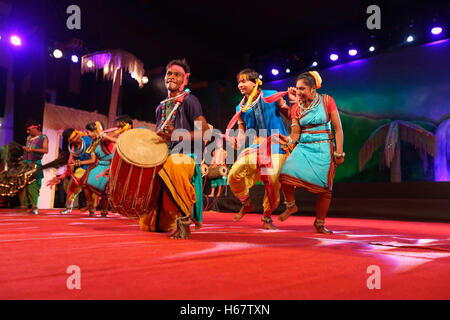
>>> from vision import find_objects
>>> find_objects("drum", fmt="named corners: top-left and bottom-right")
top-left (200, 163), bottom-right (208, 176)
top-left (206, 165), bottom-right (228, 180)
top-left (108, 129), bottom-right (168, 218)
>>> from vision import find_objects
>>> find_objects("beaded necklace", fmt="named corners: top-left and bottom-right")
top-left (161, 99), bottom-right (177, 132)
top-left (26, 134), bottom-right (42, 148)
top-left (299, 93), bottom-right (320, 116)
top-left (238, 92), bottom-right (261, 112)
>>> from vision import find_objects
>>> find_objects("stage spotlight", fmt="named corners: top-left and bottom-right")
top-left (348, 49), bottom-right (358, 56)
top-left (53, 49), bottom-right (63, 59)
top-left (369, 46), bottom-right (375, 52)
top-left (71, 55), bottom-right (79, 63)
top-left (87, 60), bottom-right (94, 68)
top-left (271, 69), bottom-right (279, 76)
top-left (312, 61), bottom-right (318, 67)
top-left (131, 72), bottom-right (137, 79)
top-left (259, 75), bottom-right (263, 79)
top-left (10, 35), bottom-right (22, 46)
top-left (431, 27), bottom-right (443, 35)
top-left (286, 68), bottom-right (290, 74)
top-left (406, 35), bottom-right (414, 43)
top-left (142, 76), bottom-right (149, 84)
top-left (329, 54), bottom-right (339, 61)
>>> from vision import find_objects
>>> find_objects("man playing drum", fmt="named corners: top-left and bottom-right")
top-left (139, 59), bottom-right (209, 239)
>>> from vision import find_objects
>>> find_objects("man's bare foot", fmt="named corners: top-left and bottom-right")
top-left (278, 204), bottom-right (298, 222)
top-left (194, 221), bottom-right (203, 230)
top-left (170, 217), bottom-right (191, 239)
top-left (233, 203), bottom-right (254, 222)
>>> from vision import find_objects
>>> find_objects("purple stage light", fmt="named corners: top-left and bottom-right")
top-left (348, 49), bottom-right (358, 56)
top-left (271, 68), bottom-right (279, 76)
top-left (330, 54), bottom-right (339, 61)
top-left (71, 55), bottom-right (79, 63)
top-left (10, 35), bottom-right (22, 46)
top-left (431, 27), bottom-right (443, 35)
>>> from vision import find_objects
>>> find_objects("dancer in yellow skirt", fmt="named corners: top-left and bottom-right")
top-left (228, 69), bottom-right (293, 229)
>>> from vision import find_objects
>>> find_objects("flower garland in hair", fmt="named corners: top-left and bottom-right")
top-left (308, 71), bottom-right (322, 89)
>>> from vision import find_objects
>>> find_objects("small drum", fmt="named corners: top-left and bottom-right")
top-left (206, 165), bottom-right (228, 180)
top-left (108, 129), bottom-right (168, 218)
top-left (200, 163), bottom-right (209, 177)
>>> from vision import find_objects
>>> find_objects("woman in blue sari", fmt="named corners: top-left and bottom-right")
top-left (83, 122), bottom-right (115, 217)
top-left (277, 71), bottom-right (344, 234)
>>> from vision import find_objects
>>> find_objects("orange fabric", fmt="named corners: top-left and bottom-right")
top-left (139, 154), bottom-right (196, 233)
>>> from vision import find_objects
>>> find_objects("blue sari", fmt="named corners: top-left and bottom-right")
top-left (280, 94), bottom-right (336, 194)
top-left (86, 142), bottom-right (114, 196)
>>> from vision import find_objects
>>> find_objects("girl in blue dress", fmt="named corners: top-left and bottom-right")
top-left (83, 122), bottom-right (116, 217)
top-left (277, 71), bottom-right (345, 234)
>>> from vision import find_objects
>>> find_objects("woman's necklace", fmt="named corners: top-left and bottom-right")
top-left (299, 93), bottom-right (319, 116)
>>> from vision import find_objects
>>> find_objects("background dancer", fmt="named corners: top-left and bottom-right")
top-left (18, 120), bottom-right (48, 214)
top-left (83, 122), bottom-right (116, 217)
top-left (57, 128), bottom-right (93, 215)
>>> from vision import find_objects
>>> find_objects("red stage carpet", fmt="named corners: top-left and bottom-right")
top-left (1, 208), bottom-right (449, 300)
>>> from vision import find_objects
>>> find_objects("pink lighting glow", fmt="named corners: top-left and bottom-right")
top-left (10, 35), bottom-right (22, 46)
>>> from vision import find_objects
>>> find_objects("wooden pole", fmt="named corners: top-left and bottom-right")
top-left (391, 143), bottom-right (401, 182)
top-left (108, 68), bottom-right (122, 128)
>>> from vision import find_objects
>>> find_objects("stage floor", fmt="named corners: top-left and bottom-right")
top-left (0, 208), bottom-right (449, 300)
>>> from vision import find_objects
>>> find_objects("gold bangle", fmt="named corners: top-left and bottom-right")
top-left (333, 152), bottom-right (345, 158)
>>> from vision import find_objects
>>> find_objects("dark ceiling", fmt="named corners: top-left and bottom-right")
top-left (1, 0), bottom-right (448, 81)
